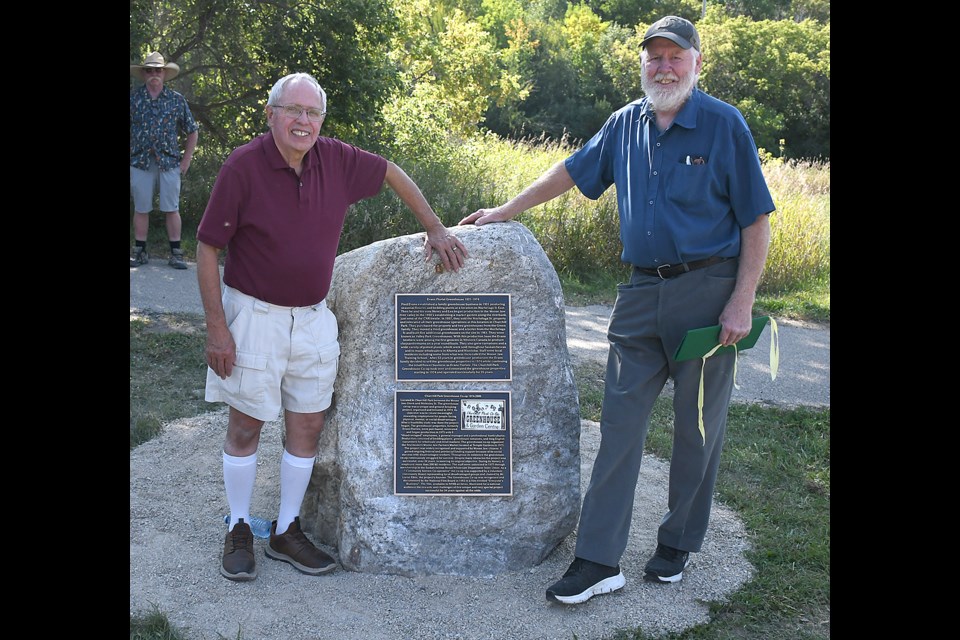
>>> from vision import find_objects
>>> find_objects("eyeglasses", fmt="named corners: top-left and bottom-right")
top-left (142, 67), bottom-right (164, 75)
top-left (273, 104), bottom-right (326, 122)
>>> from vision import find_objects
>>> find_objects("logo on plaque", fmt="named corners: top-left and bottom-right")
top-left (461, 399), bottom-right (506, 430)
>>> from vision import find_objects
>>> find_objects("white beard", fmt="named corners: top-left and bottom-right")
top-left (641, 70), bottom-right (699, 114)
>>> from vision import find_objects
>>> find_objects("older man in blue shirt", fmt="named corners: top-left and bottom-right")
top-left (130, 52), bottom-right (199, 269)
top-left (460, 15), bottom-right (774, 605)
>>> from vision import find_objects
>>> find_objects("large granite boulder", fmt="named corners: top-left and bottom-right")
top-left (300, 221), bottom-right (581, 576)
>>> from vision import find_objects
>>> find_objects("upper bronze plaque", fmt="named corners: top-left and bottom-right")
top-left (395, 293), bottom-right (511, 381)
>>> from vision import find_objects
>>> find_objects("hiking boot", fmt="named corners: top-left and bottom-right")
top-left (643, 543), bottom-right (691, 583)
top-left (220, 518), bottom-right (257, 581)
top-left (265, 516), bottom-right (336, 575)
top-left (168, 248), bottom-right (188, 269)
top-left (545, 557), bottom-right (625, 604)
top-left (130, 246), bottom-right (148, 267)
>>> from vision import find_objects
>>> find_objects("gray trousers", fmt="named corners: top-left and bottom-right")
top-left (574, 259), bottom-right (739, 566)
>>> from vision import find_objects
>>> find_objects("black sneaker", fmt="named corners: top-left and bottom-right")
top-left (643, 543), bottom-right (690, 583)
top-left (546, 557), bottom-right (625, 604)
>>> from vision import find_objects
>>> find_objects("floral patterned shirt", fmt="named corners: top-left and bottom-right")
top-left (129, 85), bottom-right (199, 171)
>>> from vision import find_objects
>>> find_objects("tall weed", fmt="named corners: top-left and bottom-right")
top-left (171, 132), bottom-right (829, 298)
top-left (355, 134), bottom-right (829, 296)
top-left (761, 160), bottom-right (830, 294)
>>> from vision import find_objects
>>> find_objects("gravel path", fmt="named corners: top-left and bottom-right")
top-left (131, 411), bottom-right (752, 640)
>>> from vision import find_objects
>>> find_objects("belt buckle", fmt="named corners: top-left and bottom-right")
top-left (656, 264), bottom-right (672, 279)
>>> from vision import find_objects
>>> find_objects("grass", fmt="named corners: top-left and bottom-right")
top-left (130, 604), bottom-right (193, 640)
top-left (557, 271), bottom-right (830, 325)
top-left (130, 312), bottom-right (210, 449)
top-left (755, 275), bottom-right (830, 324)
top-left (628, 402), bottom-right (830, 639)
top-left (131, 604), bottom-right (241, 640)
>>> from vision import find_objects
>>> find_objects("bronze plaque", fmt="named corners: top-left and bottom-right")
top-left (394, 391), bottom-right (511, 495)
top-left (395, 294), bottom-right (511, 381)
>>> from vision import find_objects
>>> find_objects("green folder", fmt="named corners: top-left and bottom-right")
top-left (674, 316), bottom-right (770, 361)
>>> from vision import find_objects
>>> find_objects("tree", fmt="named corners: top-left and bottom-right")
top-left (586, 0), bottom-right (702, 27)
top-left (383, 0), bottom-right (531, 160)
top-left (131, 0), bottom-right (830, 177)
top-left (476, 0), bottom-right (526, 47)
top-left (482, 2), bottom-right (631, 143)
top-left (689, 0), bottom-right (829, 22)
top-left (698, 10), bottom-right (829, 158)
top-left (130, 0), bottom-right (400, 158)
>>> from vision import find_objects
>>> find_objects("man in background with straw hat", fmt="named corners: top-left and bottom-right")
top-left (130, 51), bottom-right (199, 269)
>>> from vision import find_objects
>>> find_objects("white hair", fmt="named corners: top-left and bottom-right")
top-left (266, 73), bottom-right (327, 110)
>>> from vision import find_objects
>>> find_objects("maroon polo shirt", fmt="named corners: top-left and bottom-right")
top-left (198, 131), bottom-right (387, 306)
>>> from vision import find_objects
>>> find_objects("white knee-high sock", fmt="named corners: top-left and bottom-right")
top-left (223, 452), bottom-right (257, 531)
top-left (276, 450), bottom-right (316, 534)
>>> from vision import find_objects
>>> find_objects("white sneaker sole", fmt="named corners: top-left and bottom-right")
top-left (644, 557), bottom-right (691, 583)
top-left (644, 570), bottom-right (684, 583)
top-left (548, 572), bottom-right (626, 604)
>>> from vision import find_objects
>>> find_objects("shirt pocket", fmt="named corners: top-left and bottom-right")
top-left (666, 163), bottom-right (714, 211)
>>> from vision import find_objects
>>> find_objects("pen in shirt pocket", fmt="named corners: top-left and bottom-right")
top-left (682, 155), bottom-right (706, 165)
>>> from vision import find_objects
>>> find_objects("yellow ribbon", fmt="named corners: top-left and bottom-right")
top-left (695, 318), bottom-right (779, 445)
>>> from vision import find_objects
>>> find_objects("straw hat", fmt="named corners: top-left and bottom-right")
top-left (130, 52), bottom-right (180, 82)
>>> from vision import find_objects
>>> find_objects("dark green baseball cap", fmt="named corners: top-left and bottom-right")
top-left (640, 16), bottom-right (701, 51)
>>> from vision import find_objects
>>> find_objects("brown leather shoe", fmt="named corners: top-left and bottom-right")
top-left (220, 519), bottom-right (257, 581)
top-left (265, 516), bottom-right (336, 575)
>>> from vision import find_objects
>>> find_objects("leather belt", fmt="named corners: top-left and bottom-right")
top-left (634, 256), bottom-right (731, 279)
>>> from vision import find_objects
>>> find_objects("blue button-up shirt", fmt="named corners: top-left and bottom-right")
top-left (129, 85), bottom-right (199, 171)
top-left (565, 89), bottom-right (774, 267)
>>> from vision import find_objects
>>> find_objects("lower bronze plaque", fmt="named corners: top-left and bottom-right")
top-left (395, 391), bottom-right (512, 495)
